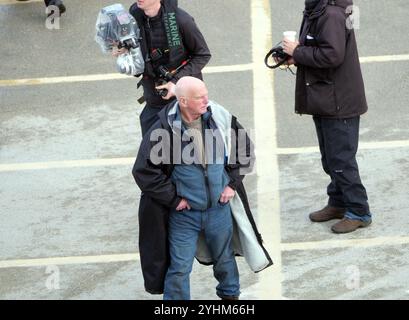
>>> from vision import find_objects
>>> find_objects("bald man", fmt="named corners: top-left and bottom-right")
top-left (132, 77), bottom-right (273, 299)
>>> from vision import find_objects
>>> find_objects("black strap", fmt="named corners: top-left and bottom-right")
top-left (264, 43), bottom-right (288, 69)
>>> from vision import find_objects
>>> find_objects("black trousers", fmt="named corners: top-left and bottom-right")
top-left (313, 116), bottom-right (370, 216)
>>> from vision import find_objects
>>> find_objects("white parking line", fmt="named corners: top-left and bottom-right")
top-left (0, 253), bottom-right (139, 269)
top-left (0, 158), bottom-right (135, 172)
top-left (2, 140), bottom-right (409, 172)
top-left (0, 0), bottom-right (42, 5)
top-left (1, 53), bottom-right (408, 87)
top-left (360, 54), bottom-right (409, 63)
top-left (252, 0), bottom-right (283, 300)
top-left (276, 139), bottom-right (409, 155)
top-left (0, 64), bottom-right (254, 87)
top-left (281, 236), bottom-right (409, 251)
top-left (2, 234), bottom-right (409, 269)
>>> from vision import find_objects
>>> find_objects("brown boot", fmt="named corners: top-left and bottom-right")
top-left (220, 295), bottom-right (239, 300)
top-left (331, 218), bottom-right (372, 234)
top-left (309, 206), bottom-right (346, 222)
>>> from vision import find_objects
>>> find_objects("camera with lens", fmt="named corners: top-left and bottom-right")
top-left (146, 45), bottom-right (190, 98)
top-left (155, 65), bottom-right (174, 97)
top-left (95, 4), bottom-right (144, 76)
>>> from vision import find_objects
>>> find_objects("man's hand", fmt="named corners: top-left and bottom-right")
top-left (273, 56), bottom-right (295, 66)
top-left (282, 39), bottom-right (299, 57)
top-left (111, 44), bottom-right (128, 57)
top-left (155, 82), bottom-right (176, 100)
top-left (219, 186), bottom-right (235, 204)
top-left (176, 198), bottom-right (191, 211)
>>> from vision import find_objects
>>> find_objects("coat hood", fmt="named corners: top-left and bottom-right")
top-left (305, 0), bottom-right (353, 19)
top-left (332, 0), bottom-right (353, 9)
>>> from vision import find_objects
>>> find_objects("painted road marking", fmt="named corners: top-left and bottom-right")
top-left (1, 54), bottom-right (408, 87)
top-left (0, 253), bottom-right (139, 269)
top-left (360, 54), bottom-right (409, 64)
top-left (2, 140), bottom-right (409, 172)
top-left (281, 236), bottom-right (409, 251)
top-left (0, 158), bottom-right (135, 172)
top-left (252, 0), bottom-right (282, 300)
top-left (0, 64), bottom-right (254, 87)
top-left (2, 235), bottom-right (409, 269)
top-left (276, 140), bottom-right (409, 155)
top-left (0, 0), bottom-right (42, 5)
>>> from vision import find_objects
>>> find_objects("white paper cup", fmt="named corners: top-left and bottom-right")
top-left (283, 31), bottom-right (297, 42)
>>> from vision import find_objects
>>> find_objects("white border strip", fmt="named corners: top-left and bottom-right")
top-left (2, 235), bottom-right (409, 269)
top-left (2, 140), bottom-right (409, 172)
top-left (0, 158), bottom-right (135, 172)
top-left (360, 54), bottom-right (409, 63)
top-left (252, 0), bottom-right (282, 300)
top-left (0, 253), bottom-right (139, 269)
top-left (0, 64), bottom-right (254, 87)
top-left (1, 53), bottom-right (408, 87)
top-left (0, 0), bottom-right (42, 5)
top-left (282, 236), bottom-right (409, 251)
top-left (276, 140), bottom-right (409, 155)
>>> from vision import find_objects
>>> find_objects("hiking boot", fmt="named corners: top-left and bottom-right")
top-left (309, 206), bottom-right (346, 222)
top-left (220, 295), bottom-right (239, 301)
top-left (331, 218), bottom-right (372, 234)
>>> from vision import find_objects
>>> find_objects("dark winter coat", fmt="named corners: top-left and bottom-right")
top-left (132, 101), bottom-right (273, 294)
top-left (292, 0), bottom-right (368, 118)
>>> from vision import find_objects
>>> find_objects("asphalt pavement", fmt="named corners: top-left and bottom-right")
top-left (1, 0), bottom-right (409, 300)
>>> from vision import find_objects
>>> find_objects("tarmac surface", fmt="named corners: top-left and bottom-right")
top-left (0, 0), bottom-right (409, 300)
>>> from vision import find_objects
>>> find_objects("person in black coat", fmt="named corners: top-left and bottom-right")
top-left (113, 0), bottom-right (211, 136)
top-left (282, 0), bottom-right (372, 233)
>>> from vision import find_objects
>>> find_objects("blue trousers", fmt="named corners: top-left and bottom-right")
top-left (163, 204), bottom-right (240, 300)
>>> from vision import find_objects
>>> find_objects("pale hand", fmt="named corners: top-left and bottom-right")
top-left (282, 39), bottom-right (299, 57)
top-left (176, 198), bottom-right (191, 211)
top-left (111, 45), bottom-right (128, 57)
top-left (273, 56), bottom-right (296, 66)
top-left (155, 82), bottom-right (176, 100)
top-left (219, 186), bottom-right (235, 204)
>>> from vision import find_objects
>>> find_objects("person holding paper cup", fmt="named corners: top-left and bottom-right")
top-left (281, 0), bottom-right (373, 234)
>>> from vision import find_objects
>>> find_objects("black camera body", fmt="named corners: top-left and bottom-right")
top-left (264, 43), bottom-right (290, 69)
top-left (155, 79), bottom-right (168, 97)
top-left (155, 65), bottom-right (174, 97)
top-left (152, 57), bottom-right (190, 97)
top-left (271, 45), bottom-right (289, 61)
top-left (154, 60), bottom-right (190, 97)
top-left (118, 37), bottom-right (139, 51)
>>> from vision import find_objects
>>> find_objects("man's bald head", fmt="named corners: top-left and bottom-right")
top-left (175, 77), bottom-right (209, 122)
top-left (175, 76), bottom-right (207, 100)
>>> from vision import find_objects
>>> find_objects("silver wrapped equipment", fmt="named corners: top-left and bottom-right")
top-left (95, 4), bottom-right (145, 76)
